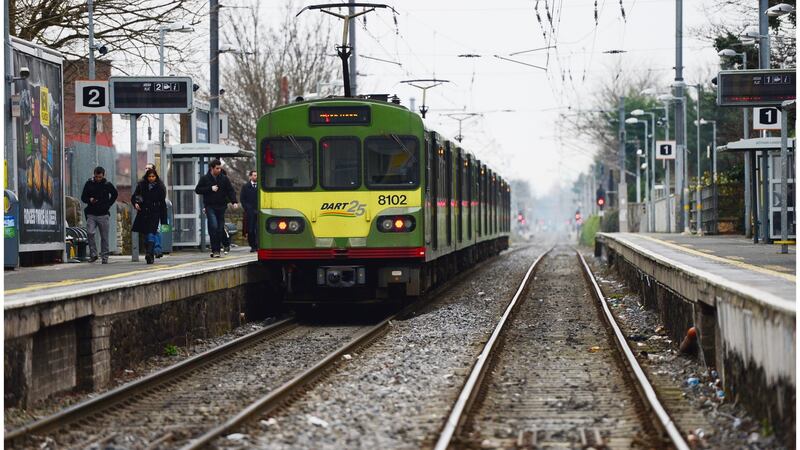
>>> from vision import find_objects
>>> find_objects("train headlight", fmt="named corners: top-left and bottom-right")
top-left (266, 217), bottom-right (305, 234)
top-left (376, 215), bottom-right (416, 233)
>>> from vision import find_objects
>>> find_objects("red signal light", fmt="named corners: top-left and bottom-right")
top-left (597, 197), bottom-right (605, 206)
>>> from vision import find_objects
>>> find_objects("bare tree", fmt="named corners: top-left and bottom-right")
top-left (10, 0), bottom-right (203, 67)
top-left (218, 2), bottom-right (339, 185)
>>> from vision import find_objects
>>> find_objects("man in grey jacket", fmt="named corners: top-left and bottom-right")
top-left (80, 166), bottom-right (118, 263)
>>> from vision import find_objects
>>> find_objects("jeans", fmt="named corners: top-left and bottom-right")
top-left (146, 232), bottom-right (162, 254)
top-left (206, 207), bottom-right (226, 252)
top-left (86, 214), bottom-right (110, 259)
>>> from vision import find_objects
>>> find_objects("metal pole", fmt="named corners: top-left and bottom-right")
top-left (712, 121), bottom-right (717, 234)
top-left (695, 85), bottom-right (703, 235)
top-left (88, 0), bottom-right (98, 167)
top-left (758, 0), bottom-right (770, 243)
top-left (4, 0), bottom-right (14, 191)
top-left (618, 96), bottom-right (628, 232)
top-left (665, 104), bottom-right (671, 233)
top-left (649, 112), bottom-right (656, 233)
top-left (636, 150), bottom-right (641, 203)
top-left (210, 0), bottom-right (219, 145)
top-left (159, 28), bottom-right (167, 190)
top-left (674, 0), bottom-right (686, 234)
top-left (644, 120), bottom-right (650, 227)
top-left (779, 108), bottom-right (788, 253)
top-left (348, 0), bottom-right (357, 96)
top-left (130, 114), bottom-right (139, 262)
top-left (742, 52), bottom-right (752, 238)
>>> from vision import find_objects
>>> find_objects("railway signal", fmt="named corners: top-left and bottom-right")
top-left (596, 188), bottom-right (606, 211)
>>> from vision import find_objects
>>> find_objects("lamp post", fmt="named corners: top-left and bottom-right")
top-left (699, 118), bottom-right (717, 234)
top-left (158, 22), bottom-right (194, 191)
top-left (681, 83), bottom-right (703, 234)
top-left (625, 118), bottom-right (648, 204)
top-left (632, 109), bottom-right (657, 232)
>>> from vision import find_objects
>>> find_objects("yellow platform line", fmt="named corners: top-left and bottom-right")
top-left (5, 257), bottom-right (251, 296)
top-left (636, 234), bottom-right (796, 283)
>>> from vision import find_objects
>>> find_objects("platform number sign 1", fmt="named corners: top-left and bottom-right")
top-left (753, 107), bottom-right (782, 131)
top-left (75, 81), bottom-right (110, 114)
top-left (655, 140), bottom-right (676, 160)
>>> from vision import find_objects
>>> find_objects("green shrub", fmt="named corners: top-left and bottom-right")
top-left (164, 344), bottom-right (179, 357)
top-left (580, 215), bottom-right (601, 247)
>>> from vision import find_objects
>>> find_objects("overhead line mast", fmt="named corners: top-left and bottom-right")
top-left (297, 3), bottom-right (396, 97)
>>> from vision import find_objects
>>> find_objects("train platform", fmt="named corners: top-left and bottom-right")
top-left (595, 232), bottom-right (795, 437)
top-left (4, 245), bottom-right (270, 407)
top-left (4, 246), bottom-right (256, 306)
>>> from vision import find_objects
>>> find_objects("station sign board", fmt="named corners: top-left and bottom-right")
top-left (753, 107), bottom-right (782, 131)
top-left (109, 76), bottom-right (193, 114)
top-left (75, 80), bottom-right (110, 114)
top-left (655, 140), bottom-right (676, 160)
top-left (717, 69), bottom-right (795, 107)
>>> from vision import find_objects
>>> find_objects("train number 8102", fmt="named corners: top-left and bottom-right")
top-left (377, 194), bottom-right (407, 205)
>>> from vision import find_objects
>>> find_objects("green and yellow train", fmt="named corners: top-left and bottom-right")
top-left (256, 96), bottom-right (510, 303)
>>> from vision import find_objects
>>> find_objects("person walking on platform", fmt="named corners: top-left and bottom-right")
top-left (143, 163), bottom-right (166, 258)
top-left (81, 166), bottom-right (118, 264)
top-left (195, 159), bottom-right (238, 258)
top-left (240, 170), bottom-right (259, 252)
top-left (132, 169), bottom-right (167, 264)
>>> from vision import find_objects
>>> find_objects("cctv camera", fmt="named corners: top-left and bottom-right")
top-left (19, 67), bottom-right (30, 79)
top-left (97, 45), bottom-right (108, 55)
top-left (219, 88), bottom-right (226, 96)
top-left (192, 83), bottom-right (200, 92)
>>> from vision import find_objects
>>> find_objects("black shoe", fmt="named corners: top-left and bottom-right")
top-left (101, 259), bottom-right (109, 264)
top-left (88, 256), bottom-right (98, 263)
top-left (156, 253), bottom-right (163, 258)
top-left (223, 246), bottom-right (231, 254)
top-left (210, 252), bottom-right (217, 258)
top-left (146, 254), bottom-right (154, 264)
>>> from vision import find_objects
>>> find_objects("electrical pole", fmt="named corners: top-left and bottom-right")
top-left (674, 0), bottom-right (687, 233)
top-left (758, 0), bottom-right (770, 243)
top-left (4, 0), bottom-right (13, 191)
top-left (348, 0), bottom-right (357, 96)
top-left (618, 96), bottom-right (628, 232)
top-left (88, 0), bottom-right (98, 167)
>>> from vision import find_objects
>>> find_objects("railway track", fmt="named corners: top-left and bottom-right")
top-left (7, 245), bottom-right (530, 450)
top-left (435, 246), bottom-right (690, 450)
top-left (5, 317), bottom-right (374, 450)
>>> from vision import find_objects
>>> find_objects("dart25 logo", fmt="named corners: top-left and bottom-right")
top-left (320, 200), bottom-right (366, 217)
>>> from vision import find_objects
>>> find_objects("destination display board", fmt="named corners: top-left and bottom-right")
top-left (309, 106), bottom-right (370, 125)
top-left (109, 76), bottom-right (193, 114)
top-left (717, 69), bottom-right (796, 107)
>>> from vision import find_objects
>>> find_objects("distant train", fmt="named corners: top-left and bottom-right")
top-left (256, 96), bottom-right (510, 304)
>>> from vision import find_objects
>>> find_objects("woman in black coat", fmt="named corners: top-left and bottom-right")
top-left (132, 169), bottom-right (167, 264)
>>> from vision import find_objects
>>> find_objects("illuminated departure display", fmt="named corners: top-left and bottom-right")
top-left (717, 69), bottom-right (796, 107)
top-left (309, 106), bottom-right (371, 125)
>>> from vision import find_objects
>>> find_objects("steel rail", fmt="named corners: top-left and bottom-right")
top-left (180, 317), bottom-right (393, 449)
top-left (5, 317), bottom-right (298, 446)
top-left (433, 248), bottom-right (550, 450)
top-left (576, 250), bottom-right (690, 450)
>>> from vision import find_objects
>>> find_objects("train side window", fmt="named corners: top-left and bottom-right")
top-left (320, 137), bottom-right (360, 190)
top-left (261, 137), bottom-right (315, 191)
top-left (365, 136), bottom-right (419, 188)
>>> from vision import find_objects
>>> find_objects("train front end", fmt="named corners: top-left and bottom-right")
top-left (257, 99), bottom-right (426, 303)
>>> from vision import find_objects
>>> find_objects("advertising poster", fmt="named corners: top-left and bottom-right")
top-left (13, 43), bottom-right (64, 249)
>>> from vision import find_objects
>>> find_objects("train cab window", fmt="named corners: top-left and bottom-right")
top-left (320, 137), bottom-right (360, 190)
top-left (365, 136), bottom-right (419, 188)
top-left (261, 137), bottom-right (315, 190)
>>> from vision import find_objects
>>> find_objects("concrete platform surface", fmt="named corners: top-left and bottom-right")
top-left (603, 233), bottom-right (795, 310)
top-left (4, 246), bottom-right (257, 308)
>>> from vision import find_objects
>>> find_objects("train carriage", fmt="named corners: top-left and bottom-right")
top-left (256, 97), bottom-right (509, 303)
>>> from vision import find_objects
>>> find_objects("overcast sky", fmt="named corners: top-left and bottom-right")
top-left (118, 0), bottom-right (751, 195)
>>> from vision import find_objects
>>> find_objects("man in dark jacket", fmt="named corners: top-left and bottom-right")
top-left (195, 159), bottom-right (238, 257)
top-left (240, 170), bottom-right (259, 252)
top-left (80, 166), bottom-right (118, 263)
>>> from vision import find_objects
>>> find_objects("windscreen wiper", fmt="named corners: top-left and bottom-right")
top-left (389, 134), bottom-right (416, 164)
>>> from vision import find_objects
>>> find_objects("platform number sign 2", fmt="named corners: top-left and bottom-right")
top-left (655, 140), bottom-right (676, 160)
top-left (75, 80), bottom-right (110, 114)
top-left (753, 107), bottom-right (782, 131)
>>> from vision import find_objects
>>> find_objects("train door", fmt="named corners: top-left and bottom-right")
top-left (425, 134), bottom-right (432, 248)
top-left (456, 150), bottom-right (463, 243)
top-left (466, 156), bottom-right (472, 240)
top-left (445, 142), bottom-right (452, 246)
top-left (429, 132), bottom-right (438, 250)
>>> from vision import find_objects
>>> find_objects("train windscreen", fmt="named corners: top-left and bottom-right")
top-left (364, 136), bottom-right (419, 188)
top-left (261, 137), bottom-right (315, 190)
top-left (320, 137), bottom-right (360, 190)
